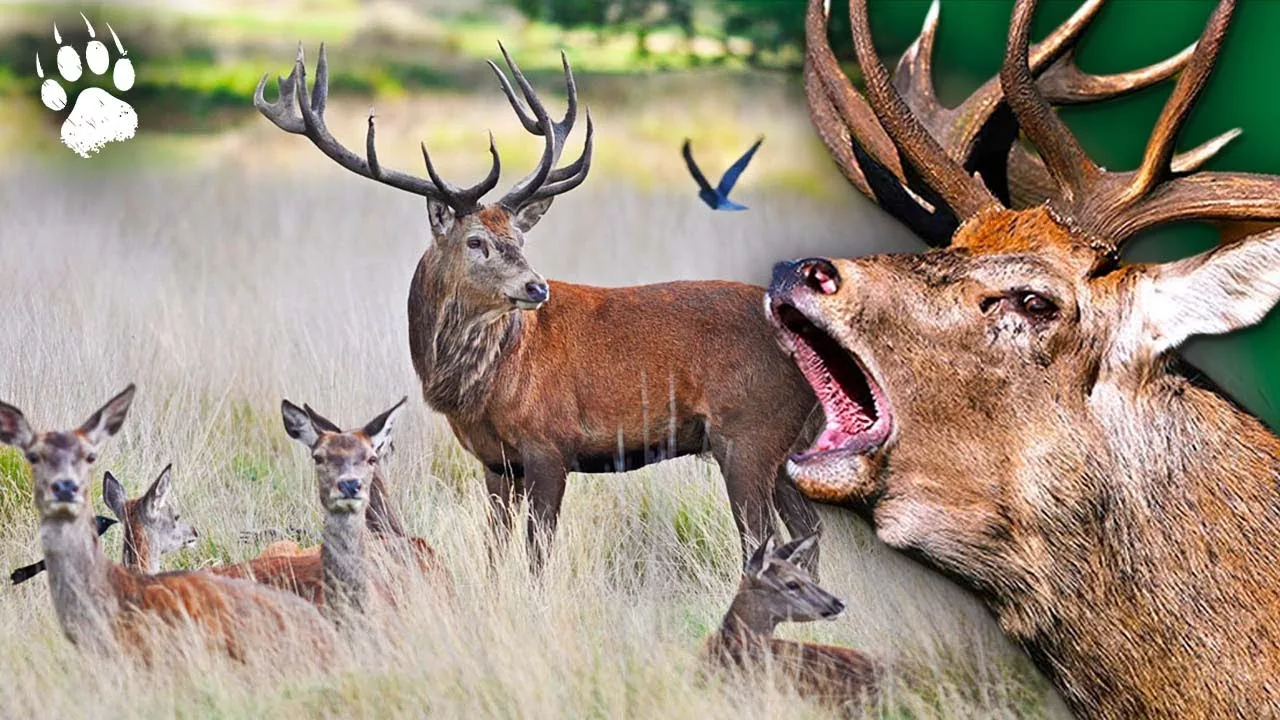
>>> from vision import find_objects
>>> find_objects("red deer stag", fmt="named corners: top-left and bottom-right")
top-left (252, 32), bottom-right (1185, 571)
top-left (254, 44), bottom-right (824, 571)
top-left (0, 386), bottom-right (335, 660)
top-left (773, 0), bottom-right (1280, 717)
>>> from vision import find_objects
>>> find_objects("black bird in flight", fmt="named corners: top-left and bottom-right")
top-left (682, 136), bottom-right (764, 211)
top-left (11, 515), bottom-right (117, 585)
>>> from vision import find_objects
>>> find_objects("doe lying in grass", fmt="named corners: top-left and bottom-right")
top-left (0, 384), bottom-right (336, 660)
top-left (705, 534), bottom-right (880, 711)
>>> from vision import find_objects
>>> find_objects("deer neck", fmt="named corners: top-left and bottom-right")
top-left (366, 465), bottom-right (406, 537)
top-left (719, 586), bottom-right (779, 639)
top-left (996, 377), bottom-right (1280, 717)
top-left (120, 515), bottom-right (155, 574)
top-left (408, 259), bottom-right (525, 420)
top-left (322, 509), bottom-right (369, 619)
top-left (39, 514), bottom-right (121, 654)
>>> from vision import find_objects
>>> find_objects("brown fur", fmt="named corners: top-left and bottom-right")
top-left (409, 223), bottom-right (824, 570)
top-left (769, 205), bottom-right (1280, 717)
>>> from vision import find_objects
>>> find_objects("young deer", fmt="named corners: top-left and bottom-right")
top-left (705, 534), bottom-right (879, 710)
top-left (778, 0), bottom-right (1280, 716)
top-left (0, 385), bottom-right (335, 659)
top-left (216, 399), bottom-right (448, 614)
top-left (102, 465), bottom-right (199, 574)
top-left (281, 398), bottom-right (447, 618)
top-left (254, 44), bottom-right (822, 572)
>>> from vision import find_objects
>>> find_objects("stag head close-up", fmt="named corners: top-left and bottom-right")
top-left (773, 0), bottom-right (1280, 715)
top-left (255, 42), bottom-right (593, 316)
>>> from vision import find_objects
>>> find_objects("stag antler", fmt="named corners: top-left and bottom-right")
top-left (255, 43), bottom-right (592, 216)
top-left (487, 43), bottom-right (594, 211)
top-left (1000, 0), bottom-right (1280, 251)
top-left (804, 0), bottom-right (1240, 246)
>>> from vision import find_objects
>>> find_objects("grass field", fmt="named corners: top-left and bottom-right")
top-left (0, 121), bottom-right (1067, 717)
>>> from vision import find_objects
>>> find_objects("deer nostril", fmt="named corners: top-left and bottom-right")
top-left (800, 258), bottom-right (841, 295)
top-left (525, 281), bottom-right (549, 303)
top-left (51, 480), bottom-right (78, 500)
top-left (337, 480), bottom-right (361, 499)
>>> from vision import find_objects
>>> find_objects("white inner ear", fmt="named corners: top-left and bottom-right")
top-left (1135, 230), bottom-right (1280, 358)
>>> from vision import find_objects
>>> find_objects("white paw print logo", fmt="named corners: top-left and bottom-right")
top-left (36, 14), bottom-right (137, 158)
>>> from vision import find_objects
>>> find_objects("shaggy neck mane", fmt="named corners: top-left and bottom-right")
top-left (1012, 373), bottom-right (1280, 715)
top-left (408, 254), bottom-right (523, 419)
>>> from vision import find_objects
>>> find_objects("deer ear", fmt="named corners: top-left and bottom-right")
top-left (281, 399), bottom-right (321, 448)
top-left (1132, 230), bottom-right (1280, 358)
top-left (143, 464), bottom-right (173, 511)
top-left (513, 197), bottom-right (554, 234)
top-left (79, 384), bottom-right (136, 448)
top-left (427, 198), bottom-right (456, 238)
top-left (362, 397), bottom-right (407, 456)
top-left (102, 472), bottom-right (128, 521)
top-left (774, 533), bottom-right (820, 567)
top-left (745, 533), bottom-right (776, 576)
top-left (0, 401), bottom-right (33, 449)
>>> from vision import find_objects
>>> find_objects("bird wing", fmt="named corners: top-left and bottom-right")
top-left (682, 139), bottom-right (715, 194)
top-left (716, 136), bottom-right (764, 196)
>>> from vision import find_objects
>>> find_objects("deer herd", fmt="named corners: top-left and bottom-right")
top-left (2, 0), bottom-right (1279, 717)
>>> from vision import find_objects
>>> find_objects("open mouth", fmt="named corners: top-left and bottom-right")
top-left (511, 298), bottom-right (545, 311)
top-left (773, 304), bottom-right (893, 463)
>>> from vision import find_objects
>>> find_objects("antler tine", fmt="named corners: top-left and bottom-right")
top-left (892, 0), bottom-right (940, 111)
top-left (493, 44), bottom-right (588, 210)
top-left (1039, 42), bottom-right (1195, 105)
top-left (804, 0), bottom-right (903, 195)
top-left (1120, 0), bottom-right (1234, 206)
top-left (1169, 127), bottom-right (1240, 175)
top-left (1001, 0), bottom-right (1099, 204)
top-left (421, 133), bottom-right (503, 212)
top-left (848, 0), bottom-right (998, 220)
top-left (253, 44), bottom-right (305, 134)
top-left (530, 109), bottom-right (593, 201)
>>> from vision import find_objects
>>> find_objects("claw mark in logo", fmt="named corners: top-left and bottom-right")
top-left (36, 15), bottom-right (137, 158)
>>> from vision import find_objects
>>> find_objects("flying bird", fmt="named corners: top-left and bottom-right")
top-left (682, 136), bottom-right (764, 211)
top-left (11, 515), bottom-right (117, 585)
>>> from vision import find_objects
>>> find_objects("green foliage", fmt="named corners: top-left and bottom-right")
top-left (0, 447), bottom-right (32, 523)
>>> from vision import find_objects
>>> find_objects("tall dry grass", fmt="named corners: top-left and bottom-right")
top-left (0, 133), bottom-right (1064, 717)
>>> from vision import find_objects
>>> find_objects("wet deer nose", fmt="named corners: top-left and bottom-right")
top-left (769, 257), bottom-right (842, 298)
top-left (51, 480), bottom-right (79, 502)
top-left (524, 281), bottom-right (549, 303)
top-left (337, 479), bottom-right (361, 499)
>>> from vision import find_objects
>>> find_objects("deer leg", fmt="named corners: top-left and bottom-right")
top-left (522, 452), bottom-right (567, 574)
top-left (712, 435), bottom-right (779, 567)
top-left (773, 467), bottom-right (823, 578)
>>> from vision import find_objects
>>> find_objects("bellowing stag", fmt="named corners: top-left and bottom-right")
top-left (772, 0), bottom-right (1280, 717)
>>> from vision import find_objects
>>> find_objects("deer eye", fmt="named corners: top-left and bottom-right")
top-left (24, 451), bottom-right (38, 464)
top-left (312, 454), bottom-right (323, 464)
top-left (1015, 291), bottom-right (1058, 319)
top-left (368, 455), bottom-right (378, 465)
top-left (85, 452), bottom-right (97, 463)
top-left (466, 237), bottom-right (483, 250)
top-left (785, 581), bottom-right (802, 592)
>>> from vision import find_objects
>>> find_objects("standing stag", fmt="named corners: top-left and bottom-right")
top-left (254, 44), bottom-right (823, 570)
top-left (776, 0), bottom-right (1280, 717)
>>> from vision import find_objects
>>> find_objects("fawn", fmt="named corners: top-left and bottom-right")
top-left (705, 534), bottom-right (879, 710)
top-left (0, 385), bottom-right (335, 659)
top-left (102, 465), bottom-right (199, 574)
